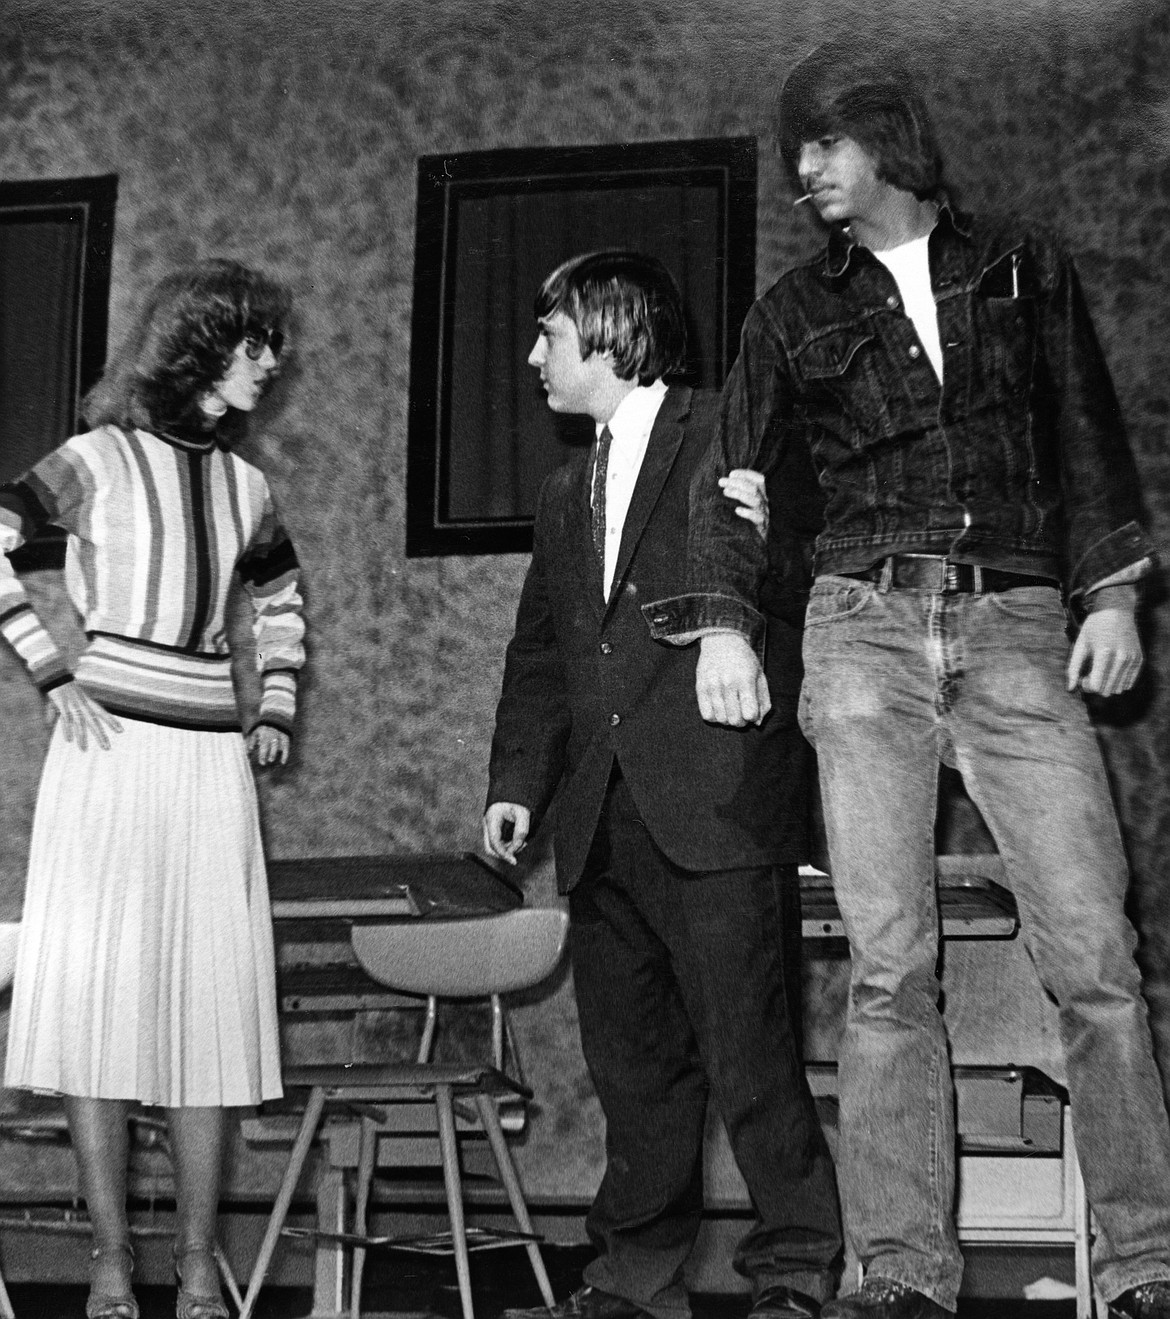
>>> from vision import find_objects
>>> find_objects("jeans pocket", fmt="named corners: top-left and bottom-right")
top-left (803, 576), bottom-right (875, 628)
top-left (984, 584), bottom-right (1067, 624)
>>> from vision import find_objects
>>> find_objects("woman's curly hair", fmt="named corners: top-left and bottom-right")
top-left (84, 258), bottom-right (292, 441)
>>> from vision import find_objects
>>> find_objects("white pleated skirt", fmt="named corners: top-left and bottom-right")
top-left (4, 718), bottom-right (283, 1107)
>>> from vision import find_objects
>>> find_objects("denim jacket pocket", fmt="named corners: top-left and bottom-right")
top-left (797, 326), bottom-right (875, 379)
top-left (975, 244), bottom-right (1034, 299)
top-left (972, 296), bottom-right (1038, 401)
top-left (793, 326), bottom-right (887, 441)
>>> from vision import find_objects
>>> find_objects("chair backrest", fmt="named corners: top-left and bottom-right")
top-left (350, 907), bottom-right (568, 998)
top-left (0, 924), bottom-right (19, 993)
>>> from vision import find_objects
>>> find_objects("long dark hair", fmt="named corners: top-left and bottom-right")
top-left (84, 258), bottom-right (292, 442)
top-left (778, 41), bottom-right (944, 201)
top-left (535, 249), bottom-right (687, 386)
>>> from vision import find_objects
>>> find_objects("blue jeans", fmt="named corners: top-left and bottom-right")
top-left (798, 575), bottom-right (1170, 1310)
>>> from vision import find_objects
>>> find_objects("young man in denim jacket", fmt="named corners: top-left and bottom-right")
top-left (647, 41), bottom-right (1170, 1319)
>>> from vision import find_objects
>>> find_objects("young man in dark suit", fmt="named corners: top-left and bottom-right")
top-left (483, 251), bottom-right (841, 1319)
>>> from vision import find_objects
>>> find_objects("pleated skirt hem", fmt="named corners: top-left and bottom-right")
top-left (4, 719), bottom-right (283, 1107)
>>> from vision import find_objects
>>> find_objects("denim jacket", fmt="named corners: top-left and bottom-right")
top-left (645, 204), bottom-right (1155, 649)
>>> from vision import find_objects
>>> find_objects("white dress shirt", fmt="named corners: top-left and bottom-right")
top-left (592, 378), bottom-right (669, 601)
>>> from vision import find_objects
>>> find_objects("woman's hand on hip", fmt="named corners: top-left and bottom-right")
top-left (46, 681), bottom-right (123, 751)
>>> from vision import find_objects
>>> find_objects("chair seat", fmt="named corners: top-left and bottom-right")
top-left (350, 907), bottom-right (568, 996)
top-left (282, 1061), bottom-right (530, 1099)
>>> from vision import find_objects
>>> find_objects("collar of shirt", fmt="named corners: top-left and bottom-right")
top-left (594, 378), bottom-right (668, 600)
top-left (823, 193), bottom-right (972, 278)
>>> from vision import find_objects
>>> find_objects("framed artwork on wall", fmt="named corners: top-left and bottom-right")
top-left (0, 173), bottom-right (117, 571)
top-left (405, 137), bottom-right (757, 557)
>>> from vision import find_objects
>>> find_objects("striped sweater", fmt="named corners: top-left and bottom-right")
top-left (0, 426), bottom-right (305, 734)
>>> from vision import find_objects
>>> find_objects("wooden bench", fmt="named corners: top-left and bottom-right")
top-left (799, 853), bottom-right (1018, 942)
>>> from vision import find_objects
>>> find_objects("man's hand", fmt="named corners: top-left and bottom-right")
top-left (1067, 607), bottom-right (1144, 696)
top-left (46, 680), bottom-right (123, 751)
top-left (719, 468), bottom-right (769, 542)
top-left (247, 725), bottom-right (291, 766)
top-left (483, 802), bottom-right (532, 865)
top-left (696, 632), bottom-right (771, 726)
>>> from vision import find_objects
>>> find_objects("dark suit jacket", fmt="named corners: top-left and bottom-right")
top-left (487, 385), bottom-right (810, 892)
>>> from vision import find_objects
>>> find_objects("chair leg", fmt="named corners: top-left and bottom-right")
top-left (435, 1084), bottom-right (475, 1319)
top-left (316, 1165), bottom-right (348, 1317)
top-left (349, 1114), bottom-right (380, 1319)
top-left (214, 1240), bottom-right (244, 1313)
top-left (239, 1086), bottom-right (328, 1319)
top-left (473, 1093), bottom-right (555, 1306)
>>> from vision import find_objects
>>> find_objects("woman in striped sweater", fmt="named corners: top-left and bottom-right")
top-left (0, 259), bottom-right (306, 1319)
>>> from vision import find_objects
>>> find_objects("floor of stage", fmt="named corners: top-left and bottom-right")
top-left (7, 1243), bottom-right (1086, 1317)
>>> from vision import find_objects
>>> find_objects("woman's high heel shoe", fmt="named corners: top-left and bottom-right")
top-left (86, 1241), bottom-right (139, 1319)
top-left (174, 1243), bottom-right (229, 1319)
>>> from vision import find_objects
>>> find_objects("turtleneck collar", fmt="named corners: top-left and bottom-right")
top-left (151, 421), bottom-right (220, 454)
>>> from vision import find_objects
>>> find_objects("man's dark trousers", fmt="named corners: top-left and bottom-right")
top-left (572, 771), bottom-right (840, 1319)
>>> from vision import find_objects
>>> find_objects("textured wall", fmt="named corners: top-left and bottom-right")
top-left (1, 0), bottom-right (1170, 1230)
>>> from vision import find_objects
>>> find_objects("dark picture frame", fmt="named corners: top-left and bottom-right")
top-left (0, 173), bottom-right (118, 571)
top-left (405, 138), bottom-right (757, 557)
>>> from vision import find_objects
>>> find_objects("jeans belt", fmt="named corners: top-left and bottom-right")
top-left (839, 555), bottom-right (1059, 594)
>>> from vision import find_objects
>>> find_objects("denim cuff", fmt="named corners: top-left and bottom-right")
top-left (1070, 521), bottom-right (1157, 600)
top-left (642, 592), bottom-right (766, 657)
top-left (1083, 583), bottom-right (1139, 613)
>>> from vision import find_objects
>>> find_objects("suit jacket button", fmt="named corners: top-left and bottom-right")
top-left (610, 713), bottom-right (621, 726)
top-left (600, 641), bottom-right (613, 654)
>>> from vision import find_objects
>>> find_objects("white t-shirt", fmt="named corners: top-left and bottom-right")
top-left (872, 233), bottom-right (943, 382)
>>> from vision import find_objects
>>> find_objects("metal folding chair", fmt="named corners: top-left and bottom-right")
top-left (240, 906), bottom-right (568, 1319)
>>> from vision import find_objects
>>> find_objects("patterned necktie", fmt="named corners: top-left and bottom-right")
top-left (591, 424), bottom-right (613, 566)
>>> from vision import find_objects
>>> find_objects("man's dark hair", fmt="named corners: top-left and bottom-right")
top-left (778, 40), bottom-right (943, 201)
top-left (84, 257), bottom-right (292, 442)
top-left (534, 250), bottom-right (687, 385)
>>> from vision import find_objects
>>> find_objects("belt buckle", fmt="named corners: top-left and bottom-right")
top-left (943, 561), bottom-right (961, 593)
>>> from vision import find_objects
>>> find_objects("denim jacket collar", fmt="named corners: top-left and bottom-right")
top-left (822, 194), bottom-right (974, 278)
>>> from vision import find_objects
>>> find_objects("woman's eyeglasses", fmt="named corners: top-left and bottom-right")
top-left (243, 327), bottom-right (286, 361)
